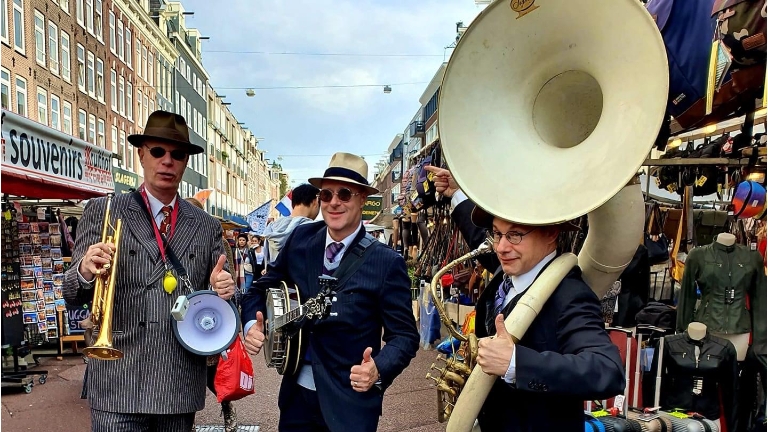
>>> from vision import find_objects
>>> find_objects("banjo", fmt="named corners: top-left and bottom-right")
top-left (264, 275), bottom-right (337, 375)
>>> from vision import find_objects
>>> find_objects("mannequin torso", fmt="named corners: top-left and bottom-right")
top-left (712, 233), bottom-right (748, 360)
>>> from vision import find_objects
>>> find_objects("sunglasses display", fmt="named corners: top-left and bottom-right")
top-left (148, 146), bottom-right (187, 161)
top-left (318, 188), bottom-right (360, 203)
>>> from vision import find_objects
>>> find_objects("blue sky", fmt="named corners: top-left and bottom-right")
top-left (180, 0), bottom-right (483, 187)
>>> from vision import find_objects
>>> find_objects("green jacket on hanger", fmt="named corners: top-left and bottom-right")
top-left (676, 241), bottom-right (766, 336)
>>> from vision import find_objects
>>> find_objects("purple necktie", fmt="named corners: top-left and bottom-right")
top-left (323, 242), bottom-right (344, 275)
top-left (493, 277), bottom-right (514, 317)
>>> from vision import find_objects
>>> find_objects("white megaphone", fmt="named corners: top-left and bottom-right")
top-left (171, 290), bottom-right (240, 355)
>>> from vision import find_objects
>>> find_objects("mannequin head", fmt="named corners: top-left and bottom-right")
top-left (715, 233), bottom-right (736, 246)
top-left (688, 322), bottom-right (707, 340)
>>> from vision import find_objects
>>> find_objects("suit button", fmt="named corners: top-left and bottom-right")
top-left (146, 285), bottom-right (152, 290)
top-left (528, 380), bottom-right (535, 389)
top-left (139, 322), bottom-right (146, 327)
top-left (542, 385), bottom-right (548, 392)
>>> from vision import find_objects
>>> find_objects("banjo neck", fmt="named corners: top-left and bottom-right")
top-left (273, 304), bottom-right (308, 330)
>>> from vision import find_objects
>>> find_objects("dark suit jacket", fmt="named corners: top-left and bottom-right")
top-left (63, 193), bottom-right (227, 414)
top-left (452, 199), bottom-right (625, 432)
top-left (241, 222), bottom-right (419, 432)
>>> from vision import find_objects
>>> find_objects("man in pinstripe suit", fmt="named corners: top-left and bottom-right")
top-left (63, 111), bottom-right (236, 432)
top-left (242, 152), bottom-right (419, 432)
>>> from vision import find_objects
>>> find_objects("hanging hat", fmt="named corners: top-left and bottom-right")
top-left (309, 152), bottom-right (379, 195)
top-left (127, 110), bottom-right (204, 155)
top-left (470, 205), bottom-right (581, 232)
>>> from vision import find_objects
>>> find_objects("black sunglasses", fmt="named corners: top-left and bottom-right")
top-left (318, 188), bottom-right (360, 203)
top-left (148, 146), bottom-right (187, 161)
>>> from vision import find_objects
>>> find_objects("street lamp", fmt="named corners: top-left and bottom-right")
top-left (383, 85), bottom-right (392, 94)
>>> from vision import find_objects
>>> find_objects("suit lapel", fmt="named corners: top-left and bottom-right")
top-left (303, 226), bottom-right (327, 298)
top-left (123, 193), bottom-right (163, 264)
top-left (167, 200), bottom-right (199, 264)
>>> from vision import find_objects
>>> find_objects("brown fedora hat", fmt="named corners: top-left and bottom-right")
top-left (127, 110), bottom-right (204, 154)
top-left (308, 152), bottom-right (379, 195)
top-left (471, 205), bottom-right (581, 232)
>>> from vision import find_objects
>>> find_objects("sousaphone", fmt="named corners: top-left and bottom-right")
top-left (428, 0), bottom-right (669, 430)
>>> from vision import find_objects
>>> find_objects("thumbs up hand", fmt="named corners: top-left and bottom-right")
top-left (349, 347), bottom-right (379, 392)
top-left (244, 311), bottom-right (265, 356)
top-left (210, 254), bottom-right (235, 300)
top-left (477, 314), bottom-right (516, 377)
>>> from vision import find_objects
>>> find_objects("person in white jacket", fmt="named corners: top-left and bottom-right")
top-left (262, 183), bottom-right (320, 269)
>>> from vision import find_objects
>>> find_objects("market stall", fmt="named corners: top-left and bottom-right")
top-left (1, 109), bottom-right (115, 392)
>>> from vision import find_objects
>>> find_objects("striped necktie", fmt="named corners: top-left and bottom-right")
top-left (493, 277), bottom-right (514, 316)
top-left (323, 242), bottom-right (344, 275)
top-left (158, 205), bottom-right (172, 238)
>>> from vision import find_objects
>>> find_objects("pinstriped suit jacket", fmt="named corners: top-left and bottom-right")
top-left (63, 193), bottom-right (227, 415)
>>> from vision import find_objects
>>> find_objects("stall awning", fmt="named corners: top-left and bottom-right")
top-left (2, 109), bottom-right (115, 200)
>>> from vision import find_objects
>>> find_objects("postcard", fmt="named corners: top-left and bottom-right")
top-left (51, 248), bottom-right (62, 260)
top-left (50, 235), bottom-right (62, 247)
top-left (37, 322), bottom-right (47, 333)
top-left (20, 278), bottom-right (35, 290)
top-left (23, 312), bottom-right (37, 324)
top-left (49, 223), bottom-right (60, 235)
top-left (47, 328), bottom-right (58, 339)
top-left (43, 291), bottom-right (55, 303)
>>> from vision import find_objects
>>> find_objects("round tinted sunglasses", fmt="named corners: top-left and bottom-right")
top-left (318, 188), bottom-right (360, 203)
top-left (148, 146), bottom-right (187, 161)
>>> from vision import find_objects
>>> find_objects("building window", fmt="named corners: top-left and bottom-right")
top-left (0, 68), bottom-right (9, 110)
top-left (36, 88), bottom-right (47, 124)
top-left (110, 69), bottom-right (116, 111)
top-left (143, 93), bottom-right (148, 129)
top-left (174, 91), bottom-right (179, 113)
top-left (85, 0), bottom-right (92, 34)
top-left (147, 52), bottom-right (153, 86)
top-left (76, 0), bottom-right (83, 26)
top-left (97, 118), bottom-right (105, 148)
top-left (61, 31), bottom-right (71, 82)
top-left (77, 44), bottom-right (85, 92)
top-left (45, 22), bottom-right (59, 75)
top-left (110, 125), bottom-right (116, 154)
top-left (60, 0), bottom-right (69, 13)
top-left (108, 11), bottom-right (115, 53)
top-left (135, 41), bottom-right (141, 78)
top-left (119, 131), bottom-right (127, 169)
top-left (15, 75), bottom-right (26, 116)
top-left (62, 101), bottom-right (72, 135)
top-left (142, 46), bottom-right (147, 80)
top-left (116, 19), bottom-right (123, 60)
top-left (126, 82), bottom-right (132, 121)
top-left (125, 28), bottom-right (131, 68)
top-left (94, 0), bottom-right (102, 41)
top-left (86, 51), bottom-right (95, 97)
top-left (12, 0), bottom-right (24, 54)
top-left (34, 10), bottom-right (45, 65)
top-left (118, 75), bottom-right (124, 115)
top-left (50, 94), bottom-right (60, 130)
top-left (136, 89), bottom-right (142, 124)
top-left (77, 109), bottom-right (86, 140)
top-left (96, 58), bottom-right (104, 102)
top-left (87, 114), bottom-right (95, 144)
top-left (1, 0), bottom-right (8, 44)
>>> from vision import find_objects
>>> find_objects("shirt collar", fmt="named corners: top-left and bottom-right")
top-left (144, 188), bottom-right (177, 219)
top-left (325, 222), bottom-right (363, 256)
top-left (509, 250), bottom-right (557, 293)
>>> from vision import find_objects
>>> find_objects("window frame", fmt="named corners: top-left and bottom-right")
top-left (15, 75), bottom-right (27, 116)
top-left (47, 21), bottom-right (59, 74)
top-left (62, 101), bottom-right (72, 135)
top-left (86, 50), bottom-right (95, 97)
top-left (50, 93), bottom-right (60, 131)
top-left (61, 30), bottom-right (71, 82)
top-left (34, 10), bottom-right (45, 65)
top-left (12, 0), bottom-right (25, 54)
top-left (96, 57), bottom-right (104, 102)
top-left (125, 27), bottom-right (132, 69)
top-left (116, 19), bottom-right (123, 61)
top-left (118, 75), bottom-right (125, 115)
top-left (126, 81), bottom-right (132, 121)
top-left (87, 113), bottom-right (96, 145)
top-left (77, 109), bottom-right (86, 140)
top-left (76, 0), bottom-right (84, 27)
top-left (94, 0), bottom-right (102, 42)
top-left (76, 43), bottom-right (86, 93)
top-left (110, 68), bottom-right (116, 111)
top-left (0, 68), bottom-right (10, 110)
top-left (108, 11), bottom-right (115, 53)
top-left (36, 87), bottom-right (47, 125)
top-left (97, 118), bottom-right (105, 148)
top-left (1, 0), bottom-right (8, 44)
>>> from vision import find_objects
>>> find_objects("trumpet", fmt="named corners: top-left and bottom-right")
top-left (82, 194), bottom-right (124, 360)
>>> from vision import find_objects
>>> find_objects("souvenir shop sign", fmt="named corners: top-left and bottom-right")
top-left (362, 196), bottom-right (383, 221)
top-left (1, 109), bottom-right (114, 199)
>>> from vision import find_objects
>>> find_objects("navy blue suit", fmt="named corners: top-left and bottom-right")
top-left (241, 222), bottom-right (419, 432)
top-left (452, 199), bottom-right (625, 432)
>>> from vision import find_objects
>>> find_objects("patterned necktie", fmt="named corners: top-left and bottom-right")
top-left (323, 242), bottom-right (344, 275)
top-left (158, 205), bottom-right (172, 238)
top-left (493, 277), bottom-right (514, 317)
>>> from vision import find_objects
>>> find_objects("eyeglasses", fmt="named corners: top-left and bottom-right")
top-left (318, 188), bottom-right (360, 203)
top-left (148, 146), bottom-right (187, 161)
top-left (487, 227), bottom-right (538, 245)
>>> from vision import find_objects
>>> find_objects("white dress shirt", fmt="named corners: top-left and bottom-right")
top-left (77, 189), bottom-right (176, 286)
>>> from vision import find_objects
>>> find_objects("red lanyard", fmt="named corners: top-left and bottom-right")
top-left (138, 185), bottom-right (179, 262)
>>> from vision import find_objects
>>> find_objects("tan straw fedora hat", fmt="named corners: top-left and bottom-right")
top-left (308, 152), bottom-right (379, 195)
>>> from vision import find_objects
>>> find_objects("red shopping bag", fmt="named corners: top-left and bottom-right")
top-left (213, 335), bottom-right (255, 402)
